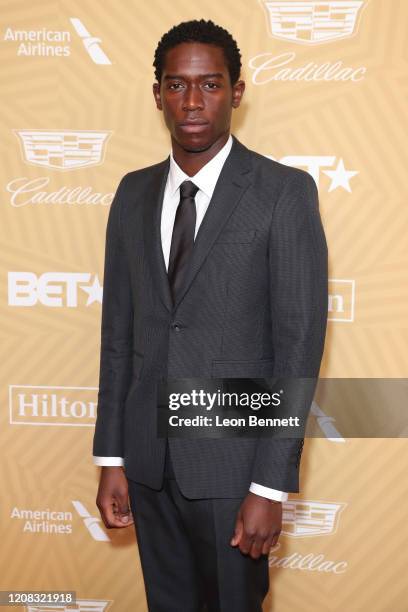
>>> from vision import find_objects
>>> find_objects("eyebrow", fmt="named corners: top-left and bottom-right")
top-left (163, 72), bottom-right (225, 80)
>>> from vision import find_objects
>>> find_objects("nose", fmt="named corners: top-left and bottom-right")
top-left (182, 84), bottom-right (204, 111)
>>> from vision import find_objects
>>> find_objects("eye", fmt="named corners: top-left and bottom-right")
top-left (168, 83), bottom-right (184, 90)
top-left (204, 82), bottom-right (220, 89)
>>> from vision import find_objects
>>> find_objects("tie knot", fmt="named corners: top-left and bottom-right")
top-left (179, 180), bottom-right (199, 200)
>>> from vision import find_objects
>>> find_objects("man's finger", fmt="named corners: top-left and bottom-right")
top-left (116, 505), bottom-right (134, 525)
top-left (230, 515), bottom-right (244, 546)
top-left (270, 530), bottom-right (281, 548)
top-left (249, 535), bottom-right (265, 559)
top-left (261, 536), bottom-right (275, 555)
top-left (238, 530), bottom-right (255, 555)
top-left (100, 503), bottom-right (133, 529)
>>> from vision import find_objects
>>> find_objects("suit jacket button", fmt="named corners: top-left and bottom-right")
top-left (173, 324), bottom-right (181, 332)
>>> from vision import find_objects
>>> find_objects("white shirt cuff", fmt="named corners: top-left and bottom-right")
top-left (249, 482), bottom-right (289, 502)
top-left (93, 456), bottom-right (125, 466)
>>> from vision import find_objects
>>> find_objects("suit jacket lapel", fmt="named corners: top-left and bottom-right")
top-left (143, 158), bottom-right (173, 313)
top-left (173, 135), bottom-right (253, 310)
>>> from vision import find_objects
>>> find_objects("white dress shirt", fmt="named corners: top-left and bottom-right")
top-left (94, 134), bottom-right (289, 503)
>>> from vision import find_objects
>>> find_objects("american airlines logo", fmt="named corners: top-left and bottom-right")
top-left (282, 499), bottom-right (346, 537)
top-left (8, 272), bottom-right (103, 307)
top-left (261, 0), bottom-right (367, 45)
top-left (72, 501), bottom-right (110, 542)
top-left (310, 400), bottom-right (345, 442)
top-left (11, 504), bottom-right (73, 535)
top-left (69, 18), bottom-right (112, 65)
top-left (3, 18), bottom-right (112, 64)
top-left (15, 130), bottom-right (111, 171)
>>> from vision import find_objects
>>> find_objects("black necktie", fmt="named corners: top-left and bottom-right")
top-left (168, 180), bottom-right (199, 303)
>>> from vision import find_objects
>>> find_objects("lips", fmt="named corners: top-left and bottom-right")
top-left (178, 118), bottom-right (208, 125)
top-left (178, 121), bottom-right (209, 133)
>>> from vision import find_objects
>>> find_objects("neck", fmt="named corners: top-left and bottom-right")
top-left (171, 131), bottom-right (230, 176)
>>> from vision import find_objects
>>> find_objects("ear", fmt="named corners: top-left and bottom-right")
top-left (231, 80), bottom-right (245, 109)
top-left (152, 82), bottom-right (162, 110)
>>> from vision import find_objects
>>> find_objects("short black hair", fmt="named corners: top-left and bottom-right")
top-left (153, 19), bottom-right (242, 85)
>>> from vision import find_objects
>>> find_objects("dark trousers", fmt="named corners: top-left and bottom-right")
top-left (127, 442), bottom-right (269, 612)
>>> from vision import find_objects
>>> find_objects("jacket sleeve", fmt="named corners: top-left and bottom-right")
top-left (93, 174), bottom-right (134, 458)
top-left (250, 170), bottom-right (328, 492)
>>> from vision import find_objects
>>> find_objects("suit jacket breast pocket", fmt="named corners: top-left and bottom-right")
top-left (214, 229), bottom-right (257, 244)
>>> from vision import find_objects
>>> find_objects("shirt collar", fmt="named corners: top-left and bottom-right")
top-left (168, 134), bottom-right (233, 199)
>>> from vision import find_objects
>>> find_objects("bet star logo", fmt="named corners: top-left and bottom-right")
top-left (267, 154), bottom-right (359, 192)
top-left (8, 272), bottom-right (103, 307)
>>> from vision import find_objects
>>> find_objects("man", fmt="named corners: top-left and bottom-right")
top-left (93, 19), bottom-right (328, 612)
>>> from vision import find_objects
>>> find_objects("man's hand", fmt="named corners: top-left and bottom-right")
top-left (230, 492), bottom-right (282, 558)
top-left (96, 466), bottom-right (134, 529)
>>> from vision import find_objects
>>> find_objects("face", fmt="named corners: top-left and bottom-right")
top-left (153, 42), bottom-right (245, 152)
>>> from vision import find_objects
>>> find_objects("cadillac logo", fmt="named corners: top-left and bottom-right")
top-left (261, 0), bottom-right (366, 45)
top-left (282, 500), bottom-right (346, 537)
top-left (15, 129), bottom-right (111, 170)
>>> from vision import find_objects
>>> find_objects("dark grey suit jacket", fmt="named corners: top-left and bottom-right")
top-left (93, 134), bottom-right (328, 498)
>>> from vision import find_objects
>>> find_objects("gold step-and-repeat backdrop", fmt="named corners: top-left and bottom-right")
top-left (1, 1), bottom-right (408, 610)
